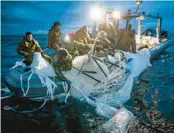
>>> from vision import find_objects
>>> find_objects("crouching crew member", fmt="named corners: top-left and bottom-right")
top-left (52, 48), bottom-right (72, 84)
top-left (17, 32), bottom-right (51, 65)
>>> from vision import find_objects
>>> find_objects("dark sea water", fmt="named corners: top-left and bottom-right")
top-left (1, 33), bottom-right (174, 133)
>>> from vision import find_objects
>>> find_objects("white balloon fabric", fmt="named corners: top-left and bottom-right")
top-left (31, 52), bottom-right (56, 77)
top-left (10, 52), bottom-right (57, 99)
top-left (30, 52), bottom-right (57, 99)
top-left (103, 107), bottom-right (135, 133)
top-left (124, 49), bottom-right (151, 78)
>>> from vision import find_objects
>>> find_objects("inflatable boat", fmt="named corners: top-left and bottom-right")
top-left (5, 67), bottom-right (65, 98)
top-left (4, 49), bottom-right (128, 100)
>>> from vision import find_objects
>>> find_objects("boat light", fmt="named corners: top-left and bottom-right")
top-left (136, 0), bottom-right (142, 5)
top-left (64, 34), bottom-right (70, 43)
top-left (113, 11), bottom-right (120, 19)
top-left (90, 7), bottom-right (104, 21)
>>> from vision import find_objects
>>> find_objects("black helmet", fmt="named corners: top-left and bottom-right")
top-left (57, 48), bottom-right (69, 58)
top-left (54, 21), bottom-right (61, 26)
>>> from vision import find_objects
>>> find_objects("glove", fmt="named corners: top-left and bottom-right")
top-left (24, 52), bottom-right (29, 56)
top-left (28, 50), bottom-right (35, 55)
top-left (65, 80), bottom-right (71, 85)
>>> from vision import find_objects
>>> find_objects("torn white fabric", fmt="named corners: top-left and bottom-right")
top-left (31, 52), bottom-right (56, 77)
top-left (124, 49), bottom-right (151, 78)
top-left (13, 52), bottom-right (57, 99)
top-left (103, 107), bottom-right (135, 133)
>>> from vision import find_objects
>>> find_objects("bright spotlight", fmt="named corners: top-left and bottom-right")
top-left (90, 7), bottom-right (104, 21)
top-left (136, 0), bottom-right (142, 5)
top-left (113, 11), bottom-right (120, 19)
top-left (64, 34), bottom-right (70, 43)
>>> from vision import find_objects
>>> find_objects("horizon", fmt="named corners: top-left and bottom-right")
top-left (1, 1), bottom-right (174, 35)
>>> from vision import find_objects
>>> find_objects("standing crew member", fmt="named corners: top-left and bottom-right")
top-left (74, 26), bottom-right (95, 55)
top-left (116, 24), bottom-right (136, 53)
top-left (128, 24), bottom-right (136, 53)
top-left (17, 32), bottom-right (51, 65)
top-left (95, 31), bottom-right (115, 56)
top-left (99, 14), bottom-right (116, 44)
top-left (48, 21), bottom-right (62, 51)
top-left (74, 26), bottom-right (95, 45)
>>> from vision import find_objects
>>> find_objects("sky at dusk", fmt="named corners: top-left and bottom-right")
top-left (1, 1), bottom-right (174, 35)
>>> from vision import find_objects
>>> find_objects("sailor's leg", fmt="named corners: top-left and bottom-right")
top-left (52, 43), bottom-right (60, 51)
top-left (138, 44), bottom-right (149, 51)
top-left (23, 55), bottom-right (33, 66)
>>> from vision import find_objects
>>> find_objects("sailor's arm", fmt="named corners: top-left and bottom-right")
top-left (110, 23), bottom-right (116, 37)
top-left (17, 42), bottom-right (26, 56)
top-left (104, 38), bottom-right (113, 45)
top-left (85, 33), bottom-right (94, 44)
top-left (34, 40), bottom-right (42, 53)
top-left (130, 38), bottom-right (136, 53)
top-left (55, 67), bottom-right (67, 81)
top-left (75, 40), bottom-right (90, 49)
top-left (48, 31), bottom-right (52, 48)
top-left (52, 61), bottom-right (67, 81)
top-left (88, 37), bottom-right (95, 44)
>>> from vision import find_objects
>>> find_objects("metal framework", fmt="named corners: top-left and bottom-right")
top-left (93, 1), bottom-right (162, 42)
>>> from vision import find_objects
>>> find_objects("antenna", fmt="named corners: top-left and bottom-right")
top-left (135, 0), bottom-right (143, 13)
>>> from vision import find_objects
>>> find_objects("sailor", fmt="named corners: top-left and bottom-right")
top-left (48, 21), bottom-right (62, 51)
top-left (95, 31), bottom-right (115, 56)
top-left (128, 24), bottom-right (136, 53)
top-left (116, 25), bottom-right (136, 53)
top-left (74, 26), bottom-right (95, 45)
top-left (64, 40), bottom-right (92, 57)
top-left (98, 14), bottom-right (116, 44)
top-left (52, 48), bottom-right (72, 84)
top-left (62, 35), bottom-right (79, 58)
top-left (62, 34), bottom-right (91, 58)
top-left (17, 32), bottom-right (52, 65)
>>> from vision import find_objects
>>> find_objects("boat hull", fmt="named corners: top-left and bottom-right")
top-left (5, 67), bottom-right (65, 98)
top-left (150, 39), bottom-right (172, 59)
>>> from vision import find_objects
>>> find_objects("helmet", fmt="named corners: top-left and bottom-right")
top-left (98, 31), bottom-right (107, 39)
top-left (54, 21), bottom-right (61, 26)
top-left (57, 48), bottom-right (69, 58)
